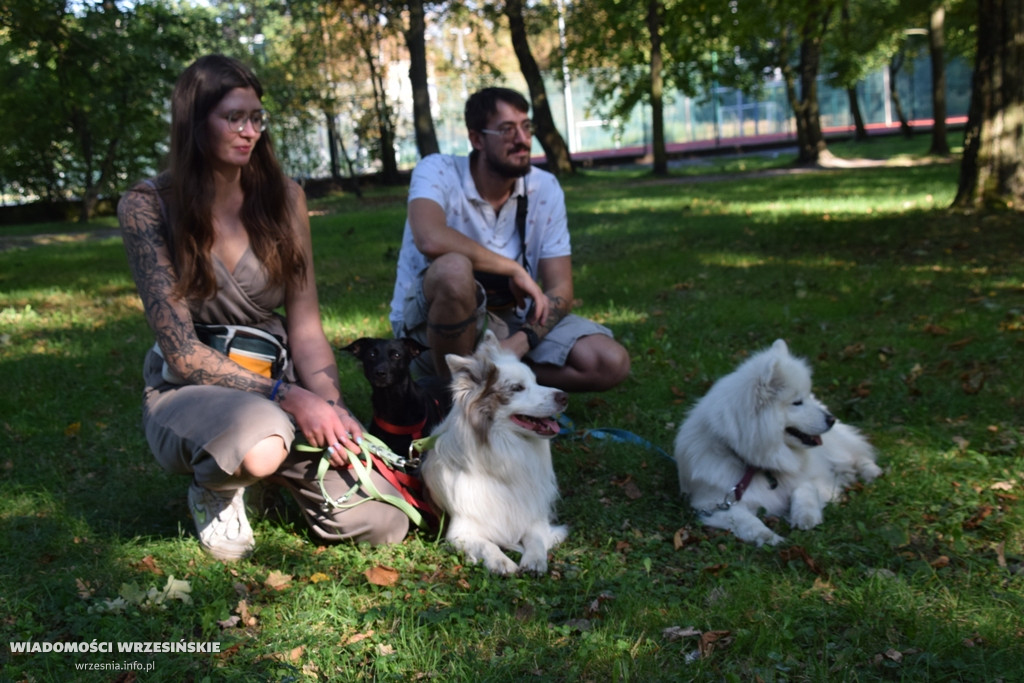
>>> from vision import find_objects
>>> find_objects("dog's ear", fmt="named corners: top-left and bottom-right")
top-left (445, 352), bottom-right (474, 377)
top-left (400, 337), bottom-right (430, 359)
top-left (478, 329), bottom-right (500, 353)
top-left (341, 337), bottom-right (373, 358)
top-left (771, 339), bottom-right (789, 355)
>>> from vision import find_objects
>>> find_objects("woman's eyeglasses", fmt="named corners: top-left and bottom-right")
top-left (222, 109), bottom-right (269, 133)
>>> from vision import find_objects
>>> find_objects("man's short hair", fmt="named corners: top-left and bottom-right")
top-left (465, 87), bottom-right (530, 132)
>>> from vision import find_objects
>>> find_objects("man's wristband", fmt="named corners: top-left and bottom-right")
top-left (521, 327), bottom-right (540, 351)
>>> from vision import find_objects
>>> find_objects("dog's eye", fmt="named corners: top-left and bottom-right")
top-left (793, 400), bottom-right (804, 406)
top-left (510, 383), bottom-right (525, 392)
top-left (389, 350), bottom-right (402, 360)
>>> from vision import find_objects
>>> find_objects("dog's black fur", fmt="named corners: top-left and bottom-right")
top-left (343, 337), bottom-right (448, 457)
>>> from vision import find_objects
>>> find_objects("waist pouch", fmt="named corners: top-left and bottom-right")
top-left (474, 270), bottom-right (516, 310)
top-left (152, 324), bottom-right (289, 384)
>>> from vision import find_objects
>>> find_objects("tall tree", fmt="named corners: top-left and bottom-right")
top-left (731, 0), bottom-right (840, 165)
top-left (927, 4), bottom-right (951, 154)
top-left (503, 0), bottom-right (573, 175)
top-left (404, 0), bottom-right (440, 157)
top-left (565, 0), bottom-right (727, 175)
top-left (0, 0), bottom-right (217, 218)
top-left (953, 0), bottom-right (1024, 208)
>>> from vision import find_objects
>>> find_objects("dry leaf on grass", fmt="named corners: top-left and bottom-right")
top-left (365, 565), bottom-right (400, 586)
top-left (264, 570), bottom-right (292, 591)
top-left (131, 555), bottom-right (163, 575)
top-left (342, 630), bottom-right (374, 646)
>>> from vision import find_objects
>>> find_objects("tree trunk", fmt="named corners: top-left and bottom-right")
top-left (793, 36), bottom-right (829, 164)
top-left (927, 4), bottom-right (950, 155)
top-left (504, 0), bottom-right (574, 176)
top-left (325, 110), bottom-right (341, 180)
top-left (405, 0), bottom-right (439, 158)
top-left (847, 87), bottom-right (868, 141)
top-left (953, 0), bottom-right (1024, 209)
top-left (888, 53), bottom-right (914, 138)
top-left (361, 21), bottom-right (401, 184)
top-left (646, 0), bottom-right (668, 175)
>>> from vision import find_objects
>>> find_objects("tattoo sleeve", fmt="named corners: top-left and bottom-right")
top-left (120, 188), bottom-right (273, 396)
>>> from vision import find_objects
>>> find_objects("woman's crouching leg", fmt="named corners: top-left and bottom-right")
top-left (269, 450), bottom-right (410, 545)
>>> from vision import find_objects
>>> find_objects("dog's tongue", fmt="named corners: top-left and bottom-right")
top-left (512, 414), bottom-right (560, 436)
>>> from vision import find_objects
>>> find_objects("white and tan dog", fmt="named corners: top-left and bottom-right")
top-left (421, 331), bottom-right (569, 574)
top-left (674, 339), bottom-right (882, 546)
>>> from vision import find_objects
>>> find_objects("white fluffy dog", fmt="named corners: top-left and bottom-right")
top-left (674, 339), bottom-right (882, 546)
top-left (421, 331), bottom-right (569, 574)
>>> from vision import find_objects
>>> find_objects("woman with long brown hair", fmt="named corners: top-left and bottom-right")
top-left (119, 54), bottom-right (408, 560)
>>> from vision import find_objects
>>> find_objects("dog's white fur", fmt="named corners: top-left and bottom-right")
top-left (674, 339), bottom-right (882, 546)
top-left (421, 331), bottom-right (569, 574)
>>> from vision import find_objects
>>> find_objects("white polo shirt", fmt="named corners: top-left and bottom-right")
top-left (389, 153), bottom-right (571, 328)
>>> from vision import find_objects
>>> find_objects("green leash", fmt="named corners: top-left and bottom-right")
top-left (295, 432), bottom-right (434, 528)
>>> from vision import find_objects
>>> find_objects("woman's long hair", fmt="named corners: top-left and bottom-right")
top-left (167, 54), bottom-right (306, 300)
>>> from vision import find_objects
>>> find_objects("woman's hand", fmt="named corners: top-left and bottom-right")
top-left (281, 385), bottom-right (363, 466)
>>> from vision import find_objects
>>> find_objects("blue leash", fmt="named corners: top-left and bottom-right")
top-left (556, 415), bottom-right (674, 464)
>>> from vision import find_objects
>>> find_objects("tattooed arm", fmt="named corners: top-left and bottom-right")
top-left (502, 254), bottom-right (574, 359)
top-left (118, 183), bottom-right (274, 397)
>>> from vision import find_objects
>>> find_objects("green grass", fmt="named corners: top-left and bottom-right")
top-left (2, 135), bottom-right (1022, 681)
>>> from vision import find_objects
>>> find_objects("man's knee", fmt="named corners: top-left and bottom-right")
top-left (576, 336), bottom-right (631, 390)
top-left (423, 253), bottom-right (475, 304)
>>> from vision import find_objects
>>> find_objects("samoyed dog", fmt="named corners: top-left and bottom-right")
top-left (421, 331), bottom-right (569, 574)
top-left (674, 339), bottom-right (882, 546)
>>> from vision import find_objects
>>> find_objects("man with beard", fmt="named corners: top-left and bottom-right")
top-left (389, 87), bottom-right (630, 393)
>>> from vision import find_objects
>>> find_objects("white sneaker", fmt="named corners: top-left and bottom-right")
top-left (188, 482), bottom-right (255, 561)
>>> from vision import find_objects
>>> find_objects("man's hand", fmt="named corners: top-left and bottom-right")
top-left (510, 267), bottom-right (549, 326)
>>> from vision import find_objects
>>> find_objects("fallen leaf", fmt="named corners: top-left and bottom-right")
top-left (622, 480), bottom-right (642, 500)
top-left (673, 527), bottom-right (700, 550)
top-left (364, 565), bottom-right (399, 587)
top-left (662, 625), bottom-right (702, 641)
top-left (217, 615), bottom-right (241, 629)
top-left (64, 422), bottom-right (81, 437)
top-left (264, 570), bottom-right (292, 591)
top-left (924, 323), bottom-right (950, 336)
top-left (76, 578), bottom-right (95, 599)
top-left (884, 648), bottom-right (903, 662)
top-left (236, 599), bottom-right (257, 627)
top-left (309, 572), bottom-right (330, 584)
top-left (779, 546), bottom-right (825, 576)
top-left (343, 630), bottom-right (374, 646)
top-left (132, 555), bottom-right (164, 575)
top-left (698, 630), bottom-right (732, 657)
top-left (930, 555), bottom-right (950, 569)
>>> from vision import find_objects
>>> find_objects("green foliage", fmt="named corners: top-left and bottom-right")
top-left (1, 140), bottom-right (1022, 681)
top-left (0, 0), bottom-right (219, 213)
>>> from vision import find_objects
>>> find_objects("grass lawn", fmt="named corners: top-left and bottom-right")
top-left (1, 135), bottom-right (1022, 681)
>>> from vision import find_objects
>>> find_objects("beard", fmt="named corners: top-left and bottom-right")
top-left (483, 144), bottom-right (532, 178)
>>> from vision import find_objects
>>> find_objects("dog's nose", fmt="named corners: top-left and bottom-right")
top-left (554, 391), bottom-right (568, 408)
top-left (825, 413), bottom-right (836, 428)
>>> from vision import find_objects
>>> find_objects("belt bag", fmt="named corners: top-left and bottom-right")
top-left (153, 324), bottom-right (289, 385)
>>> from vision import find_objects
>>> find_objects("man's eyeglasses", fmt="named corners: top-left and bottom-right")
top-left (222, 109), bottom-right (269, 133)
top-left (481, 120), bottom-right (535, 140)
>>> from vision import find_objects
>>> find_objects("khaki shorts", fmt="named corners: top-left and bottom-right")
top-left (394, 276), bottom-right (614, 378)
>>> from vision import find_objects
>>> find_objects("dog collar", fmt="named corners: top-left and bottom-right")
top-left (373, 415), bottom-right (428, 439)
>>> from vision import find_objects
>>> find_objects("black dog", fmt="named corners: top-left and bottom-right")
top-left (342, 337), bottom-right (447, 457)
